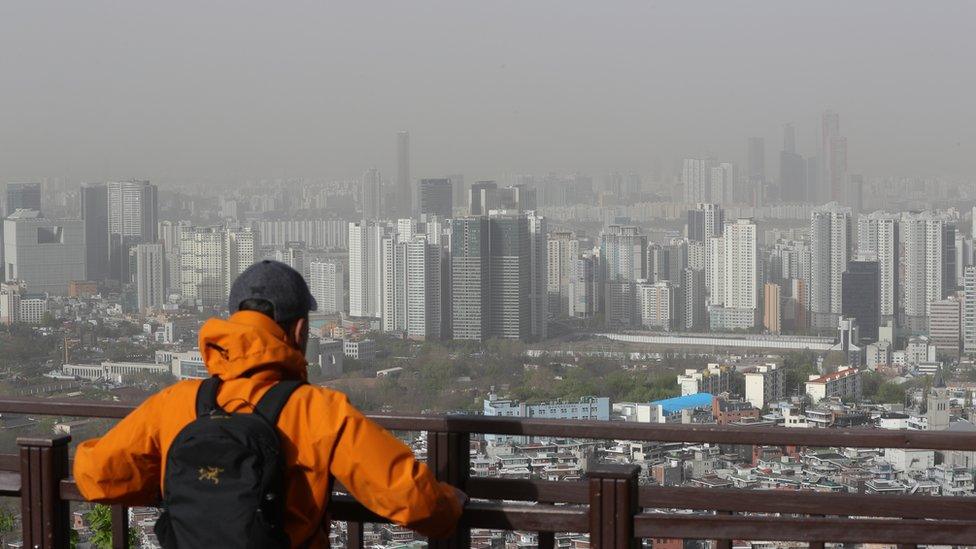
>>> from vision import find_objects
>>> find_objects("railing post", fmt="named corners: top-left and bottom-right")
top-left (588, 463), bottom-right (640, 549)
top-left (427, 431), bottom-right (470, 549)
top-left (18, 435), bottom-right (71, 549)
top-left (111, 504), bottom-right (129, 549)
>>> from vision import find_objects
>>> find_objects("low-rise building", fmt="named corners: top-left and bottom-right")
top-left (805, 367), bottom-right (861, 403)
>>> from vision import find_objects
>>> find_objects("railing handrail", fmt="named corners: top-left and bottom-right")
top-left (3, 395), bottom-right (976, 450)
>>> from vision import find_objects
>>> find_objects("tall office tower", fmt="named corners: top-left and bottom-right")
top-left (446, 174), bottom-right (466, 209)
top-left (526, 211), bottom-right (548, 341)
top-left (107, 180), bottom-right (158, 282)
top-left (708, 163), bottom-right (736, 207)
top-left (417, 179), bottom-right (453, 220)
top-left (348, 221), bottom-right (391, 318)
top-left (600, 225), bottom-right (647, 282)
top-left (309, 261), bottom-right (344, 314)
top-left (451, 217), bottom-right (490, 340)
top-left (779, 124), bottom-right (807, 203)
top-left (489, 213), bottom-right (531, 340)
top-left (638, 281), bottom-right (675, 330)
top-left (929, 297), bottom-right (962, 360)
top-left (763, 282), bottom-right (782, 334)
top-left (963, 266), bottom-right (976, 355)
top-left (809, 202), bottom-right (852, 329)
top-left (682, 158), bottom-right (716, 204)
top-left (4, 183), bottom-right (42, 216)
top-left (468, 181), bottom-right (498, 216)
top-left (135, 243), bottom-right (165, 313)
top-left (395, 131), bottom-right (412, 218)
top-left (857, 211), bottom-right (900, 323)
top-left (547, 232), bottom-right (581, 318)
top-left (821, 110), bottom-right (848, 204)
top-left (902, 211), bottom-right (956, 330)
top-left (504, 184), bottom-right (538, 212)
top-left (178, 226), bottom-right (254, 307)
top-left (805, 157), bottom-right (820, 203)
top-left (80, 183), bottom-right (109, 281)
top-left (842, 260), bottom-right (881, 342)
top-left (3, 210), bottom-right (85, 295)
top-left (723, 218), bottom-right (759, 315)
top-left (360, 168), bottom-right (382, 220)
top-left (687, 203), bottom-right (724, 242)
top-left (568, 256), bottom-right (595, 318)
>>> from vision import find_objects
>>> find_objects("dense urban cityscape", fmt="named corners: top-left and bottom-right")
top-left (1, 109), bottom-right (976, 547)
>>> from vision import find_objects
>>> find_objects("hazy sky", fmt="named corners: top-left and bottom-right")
top-left (1, 1), bottom-right (974, 185)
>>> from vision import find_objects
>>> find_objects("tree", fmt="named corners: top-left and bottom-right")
top-left (86, 504), bottom-right (137, 549)
top-left (0, 507), bottom-right (16, 547)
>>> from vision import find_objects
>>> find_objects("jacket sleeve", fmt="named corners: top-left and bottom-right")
top-left (328, 395), bottom-right (462, 539)
top-left (73, 389), bottom-right (167, 506)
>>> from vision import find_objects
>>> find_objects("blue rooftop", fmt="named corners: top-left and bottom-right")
top-left (651, 393), bottom-right (714, 415)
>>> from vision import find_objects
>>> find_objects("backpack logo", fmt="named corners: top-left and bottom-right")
top-left (198, 466), bottom-right (224, 485)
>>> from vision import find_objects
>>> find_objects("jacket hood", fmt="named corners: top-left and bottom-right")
top-left (198, 311), bottom-right (308, 381)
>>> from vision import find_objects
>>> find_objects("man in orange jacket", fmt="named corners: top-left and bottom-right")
top-left (74, 260), bottom-right (466, 547)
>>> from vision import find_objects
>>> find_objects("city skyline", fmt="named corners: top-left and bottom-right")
top-left (1, 2), bottom-right (975, 185)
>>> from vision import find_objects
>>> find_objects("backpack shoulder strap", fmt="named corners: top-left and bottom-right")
top-left (254, 380), bottom-right (306, 426)
top-left (195, 376), bottom-right (223, 417)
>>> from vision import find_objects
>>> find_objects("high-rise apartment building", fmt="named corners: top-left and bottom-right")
top-left (902, 211), bottom-right (956, 331)
top-left (809, 202), bottom-right (852, 329)
top-left (547, 232), bottom-right (581, 318)
top-left (348, 221), bottom-right (391, 319)
top-left (857, 211), bottom-right (900, 322)
top-left (821, 110), bottom-right (848, 204)
top-left (417, 179), bottom-right (453, 220)
top-left (107, 180), bottom-right (158, 281)
top-left (709, 163), bottom-right (736, 205)
top-left (687, 203), bottom-right (724, 242)
top-left (178, 226), bottom-right (254, 307)
top-left (135, 243), bottom-right (165, 313)
top-left (3, 210), bottom-right (85, 295)
top-left (360, 168), bottom-right (382, 220)
top-left (929, 297), bottom-right (962, 360)
top-left (722, 218), bottom-right (759, 322)
top-left (763, 282), bottom-right (781, 334)
top-left (638, 281), bottom-right (675, 330)
top-left (309, 261), bottom-right (344, 314)
top-left (451, 216), bottom-right (490, 340)
top-left (779, 124), bottom-right (807, 203)
top-left (682, 158), bottom-right (717, 205)
top-left (963, 266), bottom-right (976, 355)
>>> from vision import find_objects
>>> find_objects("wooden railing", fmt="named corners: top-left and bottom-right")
top-left (2, 396), bottom-right (976, 548)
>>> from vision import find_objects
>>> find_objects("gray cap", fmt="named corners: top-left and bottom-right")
top-left (228, 260), bottom-right (317, 322)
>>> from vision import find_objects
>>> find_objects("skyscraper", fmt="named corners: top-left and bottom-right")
top-left (309, 261), bottom-right (345, 314)
top-left (747, 137), bottom-right (765, 183)
top-left (963, 266), bottom-right (976, 355)
top-left (360, 168), bottom-right (382, 221)
top-left (779, 123), bottom-right (807, 203)
top-left (763, 282), bottom-right (782, 334)
top-left (687, 203), bottom-right (724, 242)
top-left (107, 180), bottom-right (158, 282)
top-left (489, 213), bottom-right (531, 340)
top-left (417, 178), bottom-right (453, 220)
top-left (842, 260), bottom-right (880, 342)
top-left (723, 218), bottom-right (759, 318)
top-left (548, 232), bottom-right (581, 318)
top-left (821, 110), bottom-right (848, 204)
top-left (4, 183), bottom-right (42, 216)
top-left (135, 242), bottom-right (165, 313)
top-left (348, 221), bottom-right (391, 318)
top-left (856, 211), bottom-right (900, 323)
top-left (526, 211), bottom-right (548, 341)
top-left (709, 163), bottom-right (736, 205)
top-left (396, 131), bottom-right (412, 218)
top-left (178, 226), bottom-right (254, 307)
top-left (80, 184), bottom-right (109, 282)
top-left (468, 181), bottom-right (498, 216)
top-left (448, 174), bottom-right (466, 209)
top-left (3, 210), bottom-right (85, 295)
top-left (902, 211), bottom-right (956, 331)
top-left (809, 202), bottom-right (852, 329)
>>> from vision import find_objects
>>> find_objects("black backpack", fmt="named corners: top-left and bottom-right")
top-left (154, 377), bottom-right (305, 548)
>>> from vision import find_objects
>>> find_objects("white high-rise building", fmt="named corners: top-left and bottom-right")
top-left (179, 226), bottom-right (254, 307)
top-left (379, 234), bottom-right (442, 340)
top-left (810, 202), bottom-right (852, 329)
top-left (707, 236), bottom-right (725, 306)
top-left (964, 266), bottom-right (976, 355)
top-left (723, 219), bottom-right (758, 313)
top-left (902, 211), bottom-right (955, 326)
top-left (135, 243), bottom-right (165, 313)
top-left (682, 158), bottom-right (717, 204)
top-left (107, 180), bottom-right (158, 281)
top-left (527, 211), bottom-right (548, 340)
top-left (348, 221), bottom-right (390, 318)
top-left (547, 232), bottom-right (581, 318)
top-left (638, 280), bottom-right (675, 330)
top-left (361, 168), bottom-right (382, 220)
top-left (709, 163), bottom-right (736, 205)
top-left (857, 211), bottom-right (899, 320)
top-left (3, 210), bottom-right (85, 295)
top-left (309, 261), bottom-right (344, 314)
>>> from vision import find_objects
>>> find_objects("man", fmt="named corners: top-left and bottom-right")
top-left (74, 260), bottom-right (466, 547)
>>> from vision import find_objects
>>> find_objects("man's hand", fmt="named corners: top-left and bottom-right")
top-left (453, 487), bottom-right (469, 510)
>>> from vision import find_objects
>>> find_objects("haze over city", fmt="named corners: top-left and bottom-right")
top-left (2, 1), bottom-right (975, 184)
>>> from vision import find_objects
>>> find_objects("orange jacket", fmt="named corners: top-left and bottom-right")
top-left (74, 311), bottom-right (462, 547)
